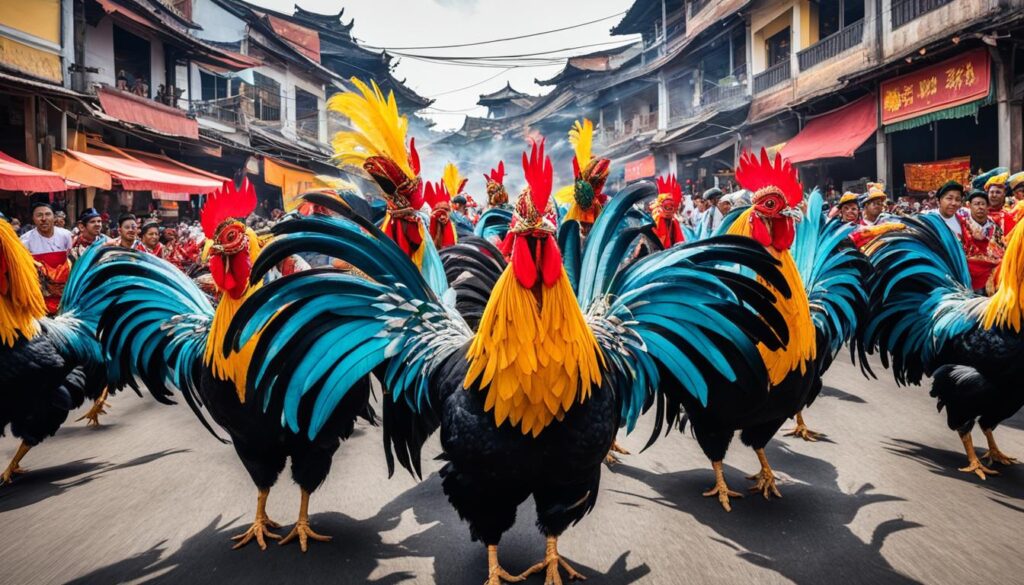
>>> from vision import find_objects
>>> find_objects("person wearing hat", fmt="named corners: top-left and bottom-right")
top-left (1009, 172), bottom-right (1024, 202)
top-left (69, 208), bottom-right (109, 264)
top-left (958, 189), bottom-right (1004, 294)
top-left (19, 201), bottom-right (73, 314)
top-left (977, 171), bottom-right (1014, 234)
top-left (860, 183), bottom-right (893, 227)
top-left (928, 180), bottom-right (966, 237)
top-left (834, 192), bottom-right (860, 224)
top-left (697, 187), bottom-right (724, 238)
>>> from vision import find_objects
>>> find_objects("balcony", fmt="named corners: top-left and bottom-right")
top-left (193, 95), bottom-right (250, 126)
top-left (891, 0), bottom-right (955, 29)
top-left (701, 81), bottom-right (747, 108)
top-left (753, 61), bottom-right (791, 94)
top-left (604, 112), bottom-right (659, 143)
top-left (797, 19), bottom-right (865, 71)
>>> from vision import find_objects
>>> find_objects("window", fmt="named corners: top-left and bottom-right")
top-left (113, 26), bottom-right (151, 98)
top-left (295, 88), bottom-right (319, 140)
top-left (815, 0), bottom-right (865, 38)
top-left (200, 71), bottom-right (232, 101)
top-left (252, 72), bottom-right (281, 122)
top-left (766, 27), bottom-right (791, 67)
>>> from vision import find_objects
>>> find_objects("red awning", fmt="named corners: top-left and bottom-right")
top-left (65, 149), bottom-right (224, 194)
top-left (98, 86), bottom-right (199, 139)
top-left (0, 151), bottom-right (67, 192)
top-left (780, 95), bottom-right (877, 164)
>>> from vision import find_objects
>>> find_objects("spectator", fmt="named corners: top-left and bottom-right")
top-left (140, 221), bottom-right (163, 256)
top-left (70, 208), bottom-right (108, 264)
top-left (929, 181), bottom-right (964, 237)
top-left (20, 201), bottom-right (73, 314)
top-left (107, 213), bottom-right (144, 251)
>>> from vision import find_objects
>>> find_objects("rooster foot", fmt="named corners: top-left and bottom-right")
top-left (279, 520), bottom-right (331, 552)
top-left (783, 412), bottom-right (822, 442)
top-left (76, 394), bottom-right (110, 427)
top-left (484, 545), bottom-right (525, 585)
top-left (746, 470), bottom-right (783, 500)
top-left (982, 449), bottom-right (1018, 466)
top-left (1, 442), bottom-right (31, 486)
top-left (517, 536), bottom-right (585, 585)
top-left (703, 461), bottom-right (741, 512)
top-left (603, 441), bottom-right (630, 465)
top-left (959, 460), bottom-right (999, 480)
top-left (230, 517), bottom-right (281, 550)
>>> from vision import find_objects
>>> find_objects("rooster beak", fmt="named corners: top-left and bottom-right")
top-left (781, 207), bottom-right (804, 222)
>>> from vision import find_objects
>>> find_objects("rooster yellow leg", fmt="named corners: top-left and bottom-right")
top-left (0, 441), bottom-right (31, 485)
top-left (279, 489), bottom-right (331, 552)
top-left (702, 460), bottom-right (742, 512)
top-left (231, 488), bottom-right (281, 550)
top-left (485, 544), bottom-right (525, 585)
top-left (516, 535), bottom-right (585, 585)
top-left (76, 387), bottom-right (110, 427)
top-left (981, 429), bottom-right (1018, 466)
top-left (603, 440), bottom-right (630, 465)
top-left (746, 448), bottom-right (783, 499)
top-left (958, 433), bottom-right (999, 480)
top-left (783, 411), bottom-right (821, 442)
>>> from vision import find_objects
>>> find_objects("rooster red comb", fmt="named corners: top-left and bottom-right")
top-left (423, 181), bottom-right (450, 208)
top-left (484, 161), bottom-right (505, 185)
top-left (656, 174), bottom-right (683, 205)
top-left (736, 148), bottom-right (803, 207)
top-left (408, 138), bottom-right (421, 176)
top-left (201, 178), bottom-right (257, 239)
top-left (521, 139), bottom-right (553, 212)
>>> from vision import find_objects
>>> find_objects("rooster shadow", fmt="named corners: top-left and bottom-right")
top-left (64, 472), bottom-right (650, 585)
top-left (610, 442), bottom-right (923, 585)
top-left (884, 438), bottom-right (1024, 500)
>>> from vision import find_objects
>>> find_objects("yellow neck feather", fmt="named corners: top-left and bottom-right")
top-left (203, 231), bottom-right (262, 402)
top-left (464, 267), bottom-right (604, 437)
top-left (982, 221), bottom-right (1024, 331)
top-left (727, 208), bottom-right (816, 385)
top-left (0, 222), bottom-right (44, 346)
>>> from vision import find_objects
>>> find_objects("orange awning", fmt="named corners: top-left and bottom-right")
top-left (0, 151), bottom-right (67, 192)
top-left (780, 95), bottom-right (877, 164)
top-left (64, 149), bottom-right (224, 193)
top-left (264, 157), bottom-right (324, 212)
top-left (52, 151), bottom-right (112, 190)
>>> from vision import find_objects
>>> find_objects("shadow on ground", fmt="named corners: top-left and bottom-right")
top-left (609, 443), bottom-right (923, 585)
top-left (66, 472), bottom-right (650, 585)
top-left (884, 438), bottom-right (1024, 500)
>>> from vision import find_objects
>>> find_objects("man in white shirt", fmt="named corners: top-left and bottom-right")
top-left (698, 187), bottom-right (724, 238)
top-left (20, 201), bottom-right (72, 254)
top-left (928, 180), bottom-right (964, 237)
top-left (19, 201), bottom-right (73, 314)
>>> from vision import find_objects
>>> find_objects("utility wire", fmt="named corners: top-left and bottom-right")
top-left (423, 67), bottom-right (515, 97)
top-left (358, 10), bottom-right (627, 51)
top-left (391, 39), bottom-right (638, 61)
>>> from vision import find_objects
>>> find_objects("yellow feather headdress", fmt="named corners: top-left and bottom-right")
top-left (568, 118), bottom-right (593, 171)
top-left (328, 78), bottom-right (414, 179)
top-left (442, 162), bottom-right (467, 199)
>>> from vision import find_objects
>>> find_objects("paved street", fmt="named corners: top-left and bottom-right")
top-left (1, 357), bottom-right (1022, 585)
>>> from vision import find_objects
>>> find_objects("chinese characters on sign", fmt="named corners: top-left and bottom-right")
top-left (880, 48), bottom-right (990, 125)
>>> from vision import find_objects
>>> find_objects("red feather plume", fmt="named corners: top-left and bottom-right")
top-left (522, 139), bottom-right (553, 212)
top-left (408, 138), bottom-right (420, 175)
top-left (423, 181), bottom-right (449, 208)
top-left (735, 148), bottom-right (803, 207)
top-left (484, 161), bottom-right (505, 185)
top-left (201, 178), bottom-right (257, 239)
top-left (656, 174), bottom-right (682, 205)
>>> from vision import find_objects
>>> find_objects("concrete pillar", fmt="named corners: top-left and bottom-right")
top-left (658, 72), bottom-right (669, 130)
top-left (992, 46), bottom-right (1013, 169)
top-left (790, 2), bottom-right (802, 76)
top-left (875, 125), bottom-right (889, 186)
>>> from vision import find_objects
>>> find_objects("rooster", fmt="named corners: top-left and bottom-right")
top-left (61, 179), bottom-right (372, 552)
top-left (857, 213), bottom-right (1024, 479)
top-left (659, 150), bottom-right (861, 511)
top-left (424, 162), bottom-right (468, 250)
top-left (0, 216), bottom-right (105, 485)
top-left (555, 118), bottom-right (610, 238)
top-left (474, 162), bottom-right (513, 244)
top-left (227, 137), bottom-right (791, 584)
top-left (650, 174), bottom-right (687, 249)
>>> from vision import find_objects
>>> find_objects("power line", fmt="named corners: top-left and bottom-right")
top-left (359, 10), bottom-right (627, 51)
top-left (391, 39), bottom-right (638, 61)
top-left (423, 67), bottom-right (516, 97)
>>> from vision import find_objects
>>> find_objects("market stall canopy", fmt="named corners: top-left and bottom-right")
top-left (62, 149), bottom-right (225, 193)
top-left (97, 86), bottom-right (200, 140)
top-left (264, 157), bottom-right (322, 212)
top-left (0, 151), bottom-right (67, 192)
top-left (779, 94), bottom-right (877, 164)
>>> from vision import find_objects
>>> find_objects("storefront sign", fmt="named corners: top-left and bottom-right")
top-left (624, 155), bottom-right (656, 182)
top-left (904, 156), bottom-right (970, 193)
top-left (881, 48), bottom-right (990, 125)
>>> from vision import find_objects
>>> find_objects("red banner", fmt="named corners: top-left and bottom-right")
top-left (624, 155), bottom-right (656, 182)
top-left (881, 48), bottom-right (990, 125)
top-left (904, 156), bottom-right (970, 193)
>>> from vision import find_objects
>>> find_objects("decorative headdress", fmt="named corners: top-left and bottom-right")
top-left (653, 174), bottom-right (683, 212)
top-left (971, 167), bottom-right (1008, 191)
top-left (864, 182), bottom-right (887, 203)
top-left (484, 161), bottom-right (508, 207)
top-left (569, 119), bottom-right (610, 210)
top-left (328, 78), bottom-right (423, 211)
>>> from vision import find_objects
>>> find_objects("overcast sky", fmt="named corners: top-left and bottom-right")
top-left (248, 0), bottom-right (638, 131)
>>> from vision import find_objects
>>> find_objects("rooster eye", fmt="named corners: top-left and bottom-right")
top-left (765, 200), bottom-right (776, 209)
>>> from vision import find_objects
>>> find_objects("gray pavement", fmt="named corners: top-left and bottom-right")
top-left (1, 357), bottom-right (1023, 585)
